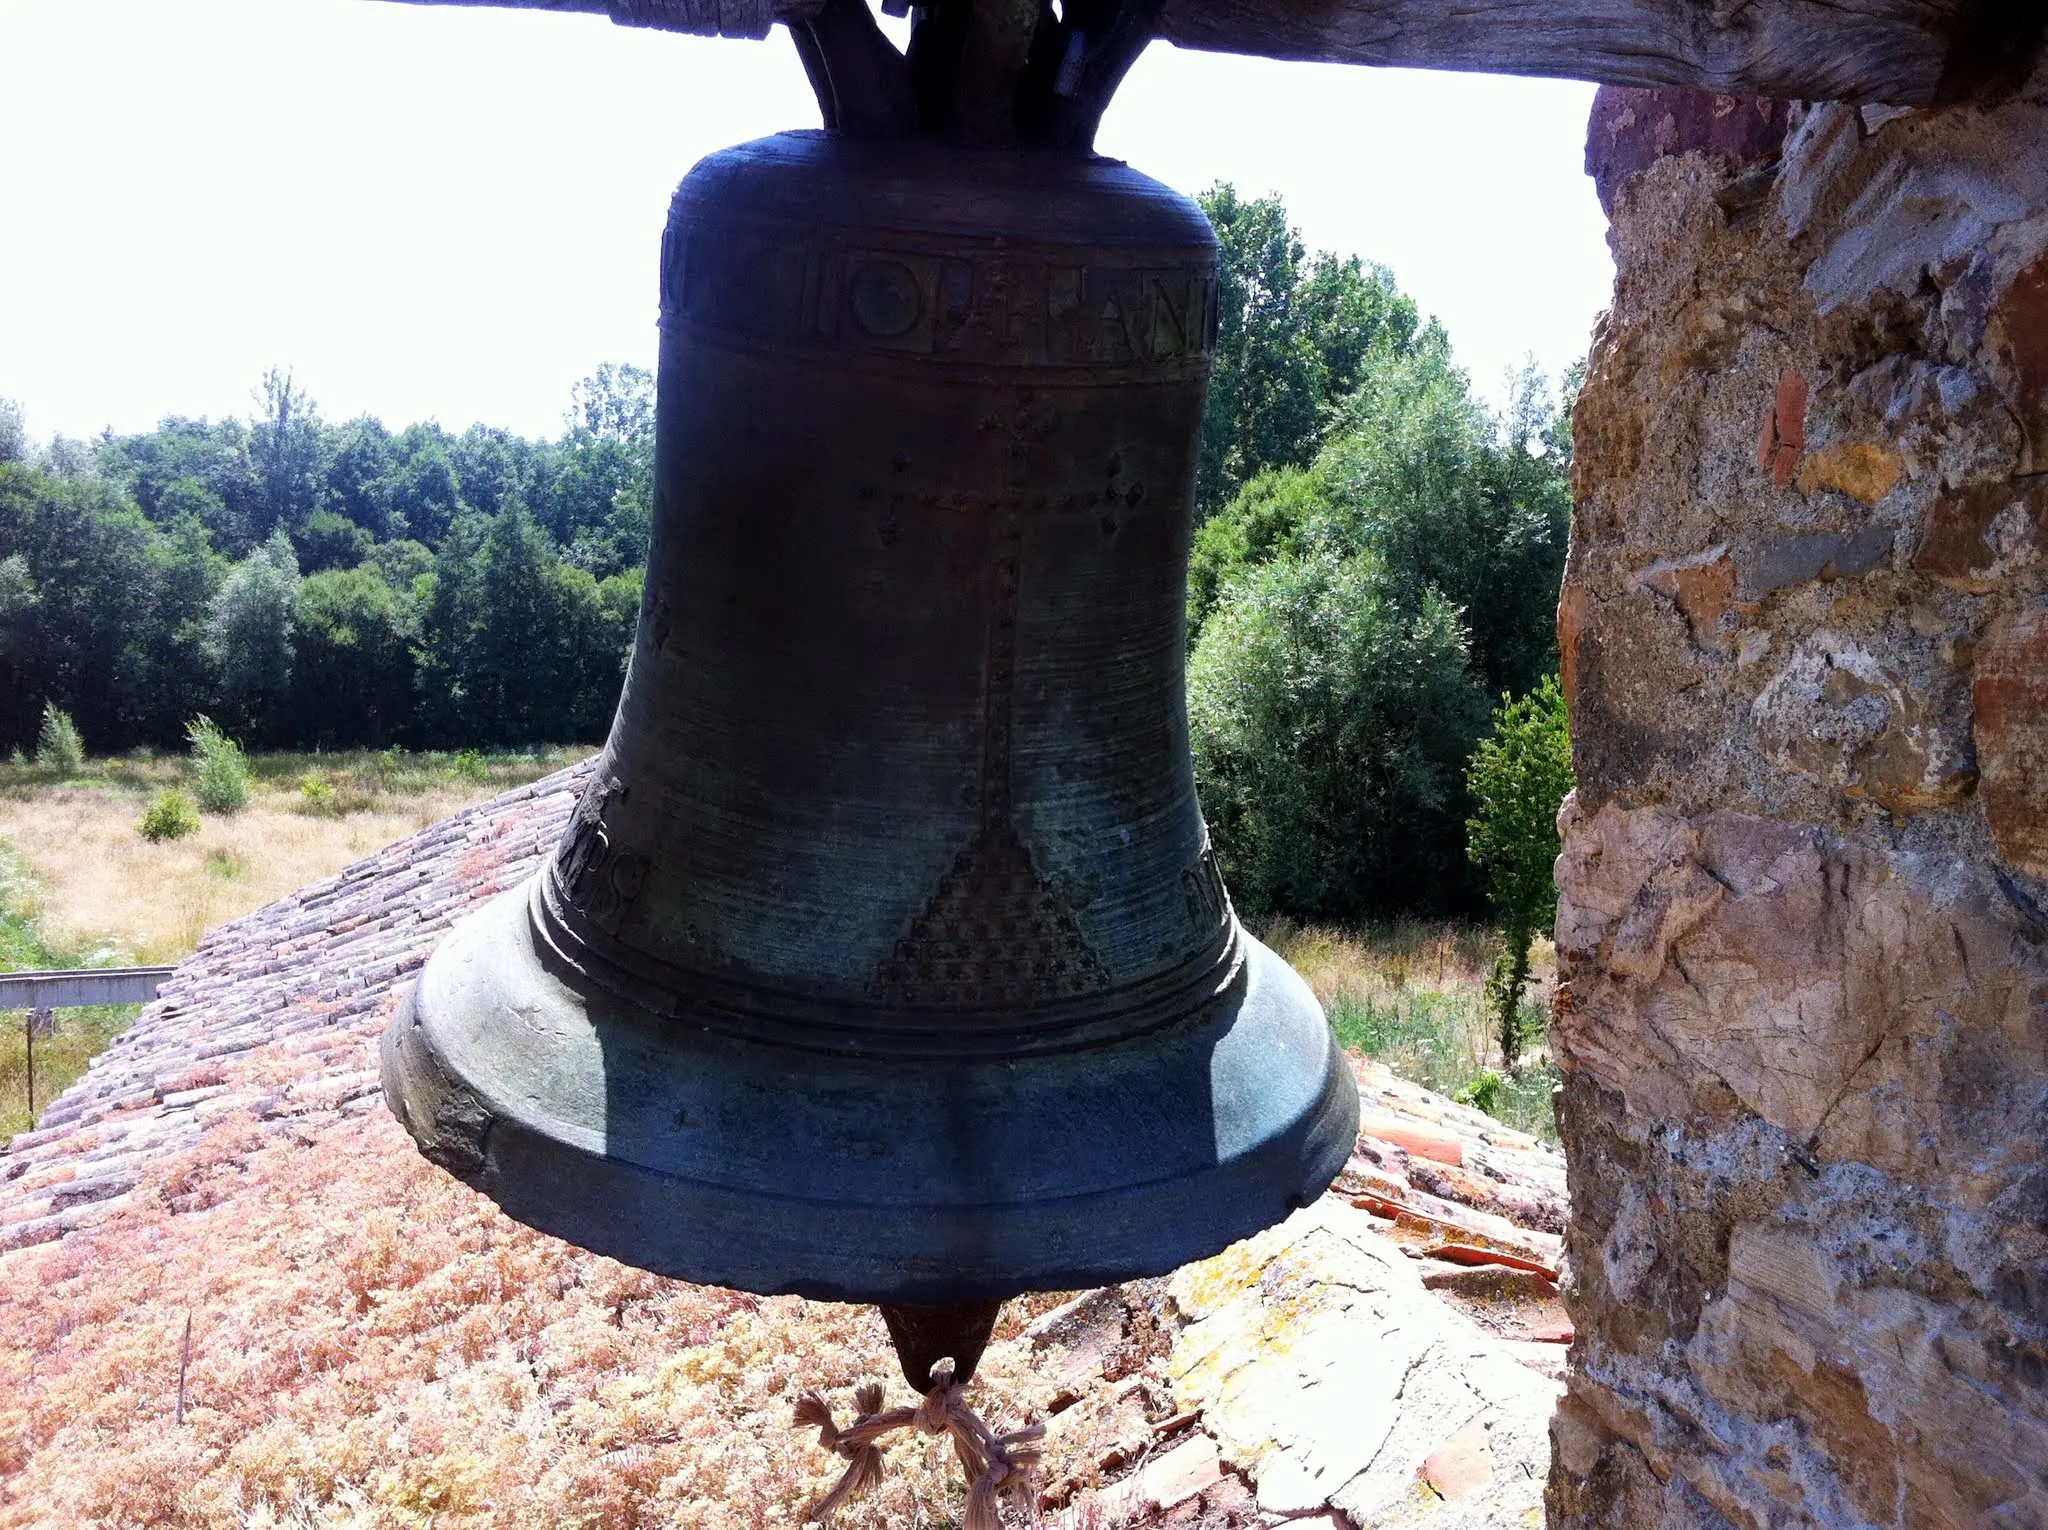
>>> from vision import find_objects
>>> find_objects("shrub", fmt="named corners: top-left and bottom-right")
top-left (297, 770), bottom-right (338, 816)
top-left (34, 703), bottom-right (85, 776)
top-left (1189, 548), bottom-right (1488, 921)
top-left (1466, 675), bottom-right (1574, 1069)
top-left (1186, 466), bottom-right (1325, 640)
top-left (139, 789), bottom-right (200, 842)
top-left (1454, 1069), bottom-right (1504, 1115)
top-left (186, 716), bottom-right (252, 814)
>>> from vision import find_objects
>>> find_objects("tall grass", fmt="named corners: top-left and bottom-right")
top-left (1266, 918), bottom-right (1560, 1142)
top-left (1327, 989), bottom-right (1558, 1141)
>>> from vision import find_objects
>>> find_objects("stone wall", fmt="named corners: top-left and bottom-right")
top-left (1549, 80), bottom-right (2048, 1528)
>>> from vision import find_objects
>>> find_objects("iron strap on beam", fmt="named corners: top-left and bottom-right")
top-left (0, 967), bottom-right (176, 1010)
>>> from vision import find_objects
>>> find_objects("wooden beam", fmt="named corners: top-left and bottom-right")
top-left (1151, 0), bottom-right (2041, 107)
top-left (370, 0), bottom-right (2043, 104)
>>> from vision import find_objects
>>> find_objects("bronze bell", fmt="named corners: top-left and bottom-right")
top-left (380, 114), bottom-right (1357, 1383)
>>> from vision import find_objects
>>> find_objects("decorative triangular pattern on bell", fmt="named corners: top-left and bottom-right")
top-left (379, 129), bottom-right (1358, 1309)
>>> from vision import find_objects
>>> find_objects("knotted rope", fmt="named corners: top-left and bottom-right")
top-left (795, 1364), bottom-right (1045, 1529)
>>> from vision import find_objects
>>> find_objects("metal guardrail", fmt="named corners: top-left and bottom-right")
top-left (5, 967), bottom-right (176, 1122)
top-left (0, 966), bottom-right (176, 1010)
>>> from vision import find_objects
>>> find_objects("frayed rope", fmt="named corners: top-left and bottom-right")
top-left (796, 1364), bottom-right (1045, 1529)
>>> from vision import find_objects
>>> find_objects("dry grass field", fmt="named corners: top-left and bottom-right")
top-left (0, 749), bottom-right (586, 966)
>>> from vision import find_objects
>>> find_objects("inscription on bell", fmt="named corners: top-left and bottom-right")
top-left (664, 224), bottom-right (1216, 371)
top-left (849, 258), bottom-right (926, 339)
top-left (556, 775), bottom-right (650, 936)
top-left (1180, 842), bottom-right (1230, 933)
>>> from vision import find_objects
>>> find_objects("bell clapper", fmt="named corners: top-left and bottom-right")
top-left (795, 1360), bottom-right (1044, 1528)
top-left (877, 1300), bottom-right (1005, 1392)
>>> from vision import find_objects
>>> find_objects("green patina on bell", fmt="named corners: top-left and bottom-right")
top-left (381, 0), bottom-right (1357, 1391)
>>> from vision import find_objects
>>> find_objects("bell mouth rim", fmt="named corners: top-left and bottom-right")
top-left (379, 885), bottom-right (1360, 1305)
top-left (528, 870), bottom-right (1248, 1062)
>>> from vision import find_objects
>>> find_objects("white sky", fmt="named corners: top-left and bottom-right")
top-left (0, 0), bottom-right (1613, 445)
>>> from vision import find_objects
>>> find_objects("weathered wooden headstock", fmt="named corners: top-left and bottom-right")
top-left (381, 0), bottom-right (2045, 127)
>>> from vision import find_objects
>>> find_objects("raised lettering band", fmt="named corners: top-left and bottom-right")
top-left (660, 217), bottom-right (1218, 377)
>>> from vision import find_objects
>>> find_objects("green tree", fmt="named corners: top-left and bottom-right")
top-left (98, 416), bottom-right (265, 555)
top-left (1189, 548), bottom-right (1487, 920)
top-left (1189, 345), bottom-right (1573, 701)
top-left (1195, 186), bottom-right (1419, 518)
top-left (0, 462), bottom-right (188, 752)
top-left (1, 366), bottom-right (668, 754)
top-left (535, 364), bottom-right (656, 573)
top-left (0, 553), bottom-right (36, 650)
top-left (205, 529), bottom-right (300, 736)
top-left (1187, 465), bottom-right (1323, 637)
top-left (448, 425), bottom-right (540, 518)
top-left (250, 369), bottom-right (326, 539)
top-left (0, 398), bottom-right (25, 465)
top-left (41, 435), bottom-right (96, 480)
top-left (368, 538), bottom-right (435, 593)
top-left (131, 515), bottom-right (227, 743)
top-left (324, 417), bottom-right (399, 537)
top-left (383, 423), bottom-right (463, 546)
top-left (568, 362), bottom-right (655, 445)
top-left (1541, 357), bottom-right (1585, 473)
top-left (291, 509), bottom-right (376, 573)
top-left (154, 475), bottom-right (231, 535)
top-left (288, 565), bottom-right (420, 746)
top-left (420, 504), bottom-right (632, 745)
top-left (1310, 346), bottom-right (1570, 700)
top-left (1183, 341), bottom-right (1575, 920)
top-left (1466, 676), bottom-right (1574, 1069)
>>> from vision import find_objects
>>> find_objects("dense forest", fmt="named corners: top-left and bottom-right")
top-left (0, 186), bottom-right (1573, 921)
top-left (0, 361), bottom-right (649, 754)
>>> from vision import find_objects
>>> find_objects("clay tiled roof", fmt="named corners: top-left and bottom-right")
top-left (0, 765), bottom-right (1574, 1527)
